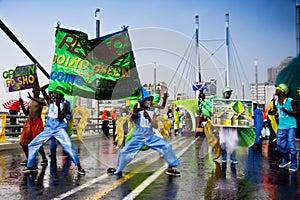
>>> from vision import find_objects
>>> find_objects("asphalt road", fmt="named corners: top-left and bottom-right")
top-left (0, 132), bottom-right (300, 199)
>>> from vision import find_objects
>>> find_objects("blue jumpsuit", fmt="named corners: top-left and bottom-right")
top-left (254, 107), bottom-right (263, 145)
top-left (115, 109), bottom-right (179, 174)
top-left (27, 100), bottom-right (80, 168)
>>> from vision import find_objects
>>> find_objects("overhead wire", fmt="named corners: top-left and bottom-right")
top-left (167, 33), bottom-right (196, 90)
top-left (228, 35), bottom-right (249, 98)
top-left (168, 29), bottom-right (246, 99)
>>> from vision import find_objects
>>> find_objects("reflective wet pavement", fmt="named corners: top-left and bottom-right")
top-left (0, 133), bottom-right (300, 199)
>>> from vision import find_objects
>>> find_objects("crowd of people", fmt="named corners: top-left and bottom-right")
top-left (6, 81), bottom-right (297, 179)
top-left (196, 83), bottom-right (299, 172)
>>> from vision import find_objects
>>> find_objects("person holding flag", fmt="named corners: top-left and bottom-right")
top-left (219, 86), bottom-right (239, 164)
top-left (22, 84), bottom-right (85, 175)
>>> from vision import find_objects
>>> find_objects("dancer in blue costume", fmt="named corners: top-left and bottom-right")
top-left (107, 90), bottom-right (180, 176)
top-left (22, 84), bottom-right (85, 175)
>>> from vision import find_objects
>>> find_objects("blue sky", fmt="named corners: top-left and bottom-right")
top-left (0, 0), bottom-right (297, 107)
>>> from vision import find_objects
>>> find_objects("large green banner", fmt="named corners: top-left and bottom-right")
top-left (48, 27), bottom-right (141, 100)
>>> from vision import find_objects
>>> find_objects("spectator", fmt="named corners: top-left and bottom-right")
top-left (252, 102), bottom-right (263, 149)
top-left (111, 109), bottom-right (117, 142)
top-left (9, 100), bottom-right (21, 133)
top-left (101, 110), bottom-right (110, 138)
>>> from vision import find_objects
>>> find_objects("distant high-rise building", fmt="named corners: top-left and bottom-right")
top-left (267, 56), bottom-right (293, 83)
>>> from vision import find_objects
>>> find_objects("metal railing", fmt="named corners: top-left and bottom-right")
top-left (4, 114), bottom-right (113, 137)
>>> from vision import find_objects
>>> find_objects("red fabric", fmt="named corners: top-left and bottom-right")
top-left (19, 118), bottom-right (44, 145)
top-left (9, 101), bottom-right (20, 112)
top-left (111, 110), bottom-right (117, 120)
top-left (2, 99), bottom-right (29, 110)
top-left (101, 110), bottom-right (109, 120)
top-left (263, 108), bottom-right (268, 121)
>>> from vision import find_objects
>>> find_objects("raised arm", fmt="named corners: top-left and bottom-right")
top-left (19, 98), bottom-right (29, 116)
top-left (40, 84), bottom-right (50, 104)
top-left (153, 92), bottom-right (168, 109)
top-left (27, 92), bottom-right (47, 106)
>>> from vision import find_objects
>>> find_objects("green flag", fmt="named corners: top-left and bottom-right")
top-left (48, 27), bottom-right (141, 100)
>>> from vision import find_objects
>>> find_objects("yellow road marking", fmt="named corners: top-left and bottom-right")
top-left (85, 137), bottom-right (193, 200)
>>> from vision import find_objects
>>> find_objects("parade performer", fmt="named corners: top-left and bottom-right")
top-left (269, 83), bottom-right (299, 171)
top-left (22, 84), bottom-right (85, 175)
top-left (218, 87), bottom-right (239, 163)
top-left (199, 95), bottom-right (221, 159)
top-left (263, 98), bottom-right (278, 149)
top-left (19, 85), bottom-right (48, 166)
top-left (167, 108), bottom-right (174, 134)
top-left (252, 102), bottom-right (263, 149)
top-left (199, 87), bottom-right (255, 161)
top-left (174, 107), bottom-right (180, 135)
top-left (107, 90), bottom-right (180, 176)
top-left (115, 92), bottom-right (170, 150)
top-left (48, 97), bottom-right (72, 159)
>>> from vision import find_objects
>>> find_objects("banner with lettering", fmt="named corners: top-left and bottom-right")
top-left (48, 27), bottom-right (141, 100)
top-left (2, 64), bottom-right (39, 92)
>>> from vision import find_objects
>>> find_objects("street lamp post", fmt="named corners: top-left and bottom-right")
top-left (95, 8), bottom-right (100, 132)
top-left (255, 60), bottom-right (258, 103)
top-left (154, 62), bottom-right (156, 94)
top-left (95, 8), bottom-right (100, 37)
top-left (242, 80), bottom-right (245, 99)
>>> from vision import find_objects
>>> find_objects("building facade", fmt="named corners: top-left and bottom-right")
top-left (250, 83), bottom-right (266, 105)
top-left (142, 81), bottom-right (168, 98)
top-left (267, 56), bottom-right (294, 83)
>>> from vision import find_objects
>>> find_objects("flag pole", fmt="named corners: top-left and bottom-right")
top-left (225, 13), bottom-right (230, 87)
top-left (195, 15), bottom-right (200, 98)
top-left (0, 19), bottom-right (49, 79)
